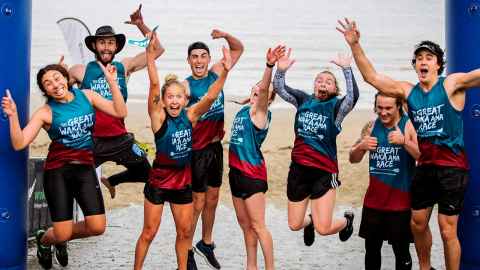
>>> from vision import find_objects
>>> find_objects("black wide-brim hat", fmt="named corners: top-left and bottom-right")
top-left (85, 25), bottom-right (126, 54)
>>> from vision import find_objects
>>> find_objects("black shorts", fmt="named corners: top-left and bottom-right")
top-left (191, 141), bottom-right (223, 193)
top-left (144, 183), bottom-right (193, 205)
top-left (43, 164), bottom-right (105, 222)
top-left (229, 168), bottom-right (268, 200)
top-left (287, 161), bottom-right (341, 202)
top-left (411, 165), bottom-right (468, 216)
top-left (359, 207), bottom-right (413, 244)
top-left (94, 132), bottom-right (149, 168)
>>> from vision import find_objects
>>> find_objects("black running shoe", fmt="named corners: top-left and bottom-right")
top-left (194, 240), bottom-right (221, 269)
top-left (55, 242), bottom-right (68, 267)
top-left (35, 230), bottom-right (52, 269)
top-left (303, 214), bottom-right (315, 246)
top-left (187, 249), bottom-right (198, 270)
top-left (339, 211), bottom-right (354, 242)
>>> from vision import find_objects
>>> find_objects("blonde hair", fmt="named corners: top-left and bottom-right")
top-left (229, 83), bottom-right (276, 105)
top-left (316, 70), bottom-right (341, 96)
top-left (161, 74), bottom-right (186, 96)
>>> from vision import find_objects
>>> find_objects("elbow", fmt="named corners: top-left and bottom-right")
top-left (12, 142), bottom-right (26, 151)
top-left (117, 107), bottom-right (128, 118)
top-left (156, 47), bottom-right (165, 58)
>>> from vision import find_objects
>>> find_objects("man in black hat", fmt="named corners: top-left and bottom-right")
top-left (69, 5), bottom-right (164, 200)
top-left (338, 18), bottom-right (480, 270)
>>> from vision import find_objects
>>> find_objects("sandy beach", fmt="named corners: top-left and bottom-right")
top-left (29, 100), bottom-right (376, 209)
top-left (27, 95), bottom-right (449, 269)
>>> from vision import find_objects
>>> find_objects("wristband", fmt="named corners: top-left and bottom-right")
top-left (266, 62), bottom-right (275, 68)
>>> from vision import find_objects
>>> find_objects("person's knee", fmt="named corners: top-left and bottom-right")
top-left (439, 223), bottom-right (458, 242)
top-left (250, 221), bottom-right (267, 235)
top-left (87, 222), bottom-right (106, 236)
top-left (205, 190), bottom-right (219, 209)
top-left (410, 216), bottom-right (428, 234)
top-left (288, 219), bottom-right (304, 231)
top-left (53, 229), bottom-right (72, 243)
top-left (176, 225), bottom-right (193, 241)
top-left (313, 223), bottom-right (331, 236)
top-left (141, 225), bottom-right (159, 243)
top-left (193, 194), bottom-right (206, 213)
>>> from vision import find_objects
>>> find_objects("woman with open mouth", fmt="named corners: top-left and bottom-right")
top-left (1, 60), bottom-right (126, 269)
top-left (272, 48), bottom-right (359, 248)
top-left (133, 32), bottom-right (232, 270)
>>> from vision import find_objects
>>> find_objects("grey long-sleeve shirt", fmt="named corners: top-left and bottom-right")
top-left (272, 67), bottom-right (359, 127)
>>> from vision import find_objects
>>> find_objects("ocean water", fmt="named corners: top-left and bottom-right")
top-left (31, 0), bottom-right (444, 109)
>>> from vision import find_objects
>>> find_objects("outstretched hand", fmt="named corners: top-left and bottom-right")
top-left (336, 18), bottom-right (360, 46)
top-left (211, 29), bottom-right (228, 40)
top-left (2, 90), bottom-right (17, 117)
top-left (125, 4), bottom-right (144, 26)
top-left (330, 52), bottom-right (352, 68)
top-left (221, 46), bottom-right (233, 71)
top-left (266, 44), bottom-right (286, 66)
top-left (277, 48), bottom-right (295, 72)
top-left (98, 61), bottom-right (118, 83)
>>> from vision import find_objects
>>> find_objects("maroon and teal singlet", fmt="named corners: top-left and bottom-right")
top-left (228, 106), bottom-right (271, 181)
top-left (407, 77), bottom-right (468, 169)
top-left (80, 61), bottom-right (128, 137)
top-left (45, 88), bottom-right (95, 170)
top-left (149, 110), bottom-right (193, 190)
top-left (364, 115), bottom-right (415, 211)
top-left (292, 96), bottom-right (340, 173)
top-left (186, 71), bottom-right (225, 150)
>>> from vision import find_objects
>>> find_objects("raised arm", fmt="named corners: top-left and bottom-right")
top-left (272, 48), bottom-right (310, 108)
top-left (210, 29), bottom-right (244, 75)
top-left (188, 47), bottom-right (232, 124)
top-left (122, 4), bottom-right (165, 76)
top-left (84, 62), bottom-right (127, 118)
top-left (2, 90), bottom-right (48, 150)
top-left (68, 64), bottom-right (86, 86)
top-left (337, 18), bottom-right (412, 99)
top-left (145, 33), bottom-right (166, 133)
top-left (349, 121), bottom-right (376, 163)
top-left (332, 53), bottom-right (359, 126)
top-left (445, 69), bottom-right (480, 93)
top-left (251, 45), bottom-right (286, 129)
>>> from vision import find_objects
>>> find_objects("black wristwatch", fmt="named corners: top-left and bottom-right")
top-left (266, 62), bottom-right (275, 68)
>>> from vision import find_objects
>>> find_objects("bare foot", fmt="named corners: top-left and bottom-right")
top-left (101, 177), bottom-right (116, 199)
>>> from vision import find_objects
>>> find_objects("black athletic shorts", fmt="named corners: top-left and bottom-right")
top-left (411, 165), bottom-right (468, 216)
top-left (93, 132), bottom-right (148, 167)
top-left (191, 141), bottom-right (223, 193)
top-left (43, 164), bottom-right (105, 222)
top-left (359, 207), bottom-right (413, 244)
top-left (287, 161), bottom-right (341, 202)
top-left (229, 168), bottom-right (268, 200)
top-left (144, 182), bottom-right (193, 205)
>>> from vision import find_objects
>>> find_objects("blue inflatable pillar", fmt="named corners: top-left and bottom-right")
top-left (446, 1), bottom-right (480, 269)
top-left (0, 0), bottom-right (31, 269)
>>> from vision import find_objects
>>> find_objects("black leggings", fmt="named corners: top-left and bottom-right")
top-left (43, 164), bottom-right (105, 222)
top-left (365, 238), bottom-right (412, 270)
